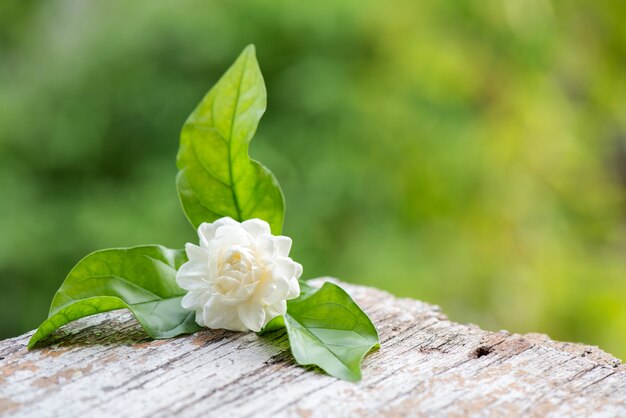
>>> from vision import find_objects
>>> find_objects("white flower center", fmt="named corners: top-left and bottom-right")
top-left (212, 245), bottom-right (263, 302)
top-left (220, 246), bottom-right (255, 276)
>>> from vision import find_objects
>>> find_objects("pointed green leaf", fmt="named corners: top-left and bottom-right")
top-left (28, 246), bottom-right (201, 349)
top-left (176, 44), bottom-right (285, 234)
top-left (265, 282), bottom-right (379, 382)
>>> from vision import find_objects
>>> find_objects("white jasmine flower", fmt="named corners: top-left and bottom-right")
top-left (176, 217), bottom-right (302, 332)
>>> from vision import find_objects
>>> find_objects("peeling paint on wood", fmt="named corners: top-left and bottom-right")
top-left (1, 279), bottom-right (625, 417)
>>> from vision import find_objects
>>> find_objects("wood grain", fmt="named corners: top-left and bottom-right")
top-left (1, 279), bottom-right (625, 417)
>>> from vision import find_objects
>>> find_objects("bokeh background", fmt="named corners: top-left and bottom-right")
top-left (1, 0), bottom-right (625, 358)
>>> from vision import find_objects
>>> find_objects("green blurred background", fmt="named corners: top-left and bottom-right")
top-left (1, 0), bottom-right (625, 358)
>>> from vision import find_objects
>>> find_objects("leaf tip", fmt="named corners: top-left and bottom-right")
top-left (239, 44), bottom-right (262, 67)
top-left (343, 370), bottom-right (362, 383)
top-left (242, 43), bottom-right (257, 55)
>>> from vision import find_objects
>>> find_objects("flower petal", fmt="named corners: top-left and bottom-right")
top-left (176, 262), bottom-right (210, 290)
top-left (294, 262), bottom-right (303, 279)
top-left (203, 298), bottom-right (247, 331)
top-left (254, 235), bottom-right (274, 259)
top-left (241, 218), bottom-right (271, 239)
top-left (181, 290), bottom-right (206, 310)
top-left (273, 236), bottom-right (292, 257)
top-left (195, 309), bottom-right (205, 327)
top-left (259, 275), bottom-right (290, 305)
top-left (214, 275), bottom-right (242, 294)
top-left (198, 217), bottom-right (237, 248)
top-left (238, 302), bottom-right (266, 332)
top-left (286, 277), bottom-right (301, 300)
top-left (273, 257), bottom-right (297, 279)
top-left (185, 243), bottom-right (208, 262)
top-left (264, 300), bottom-right (287, 321)
top-left (215, 225), bottom-right (251, 247)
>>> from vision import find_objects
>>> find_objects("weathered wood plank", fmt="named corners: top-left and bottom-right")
top-left (1, 278), bottom-right (624, 417)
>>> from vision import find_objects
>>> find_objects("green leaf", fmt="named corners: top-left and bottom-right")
top-left (28, 245), bottom-right (201, 349)
top-left (176, 44), bottom-right (285, 234)
top-left (265, 281), bottom-right (379, 382)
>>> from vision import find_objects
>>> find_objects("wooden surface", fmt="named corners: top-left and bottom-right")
top-left (1, 278), bottom-right (625, 417)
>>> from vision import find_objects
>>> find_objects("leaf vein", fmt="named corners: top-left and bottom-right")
top-left (286, 314), bottom-right (355, 375)
top-left (188, 132), bottom-right (232, 188)
top-left (225, 51), bottom-right (250, 221)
